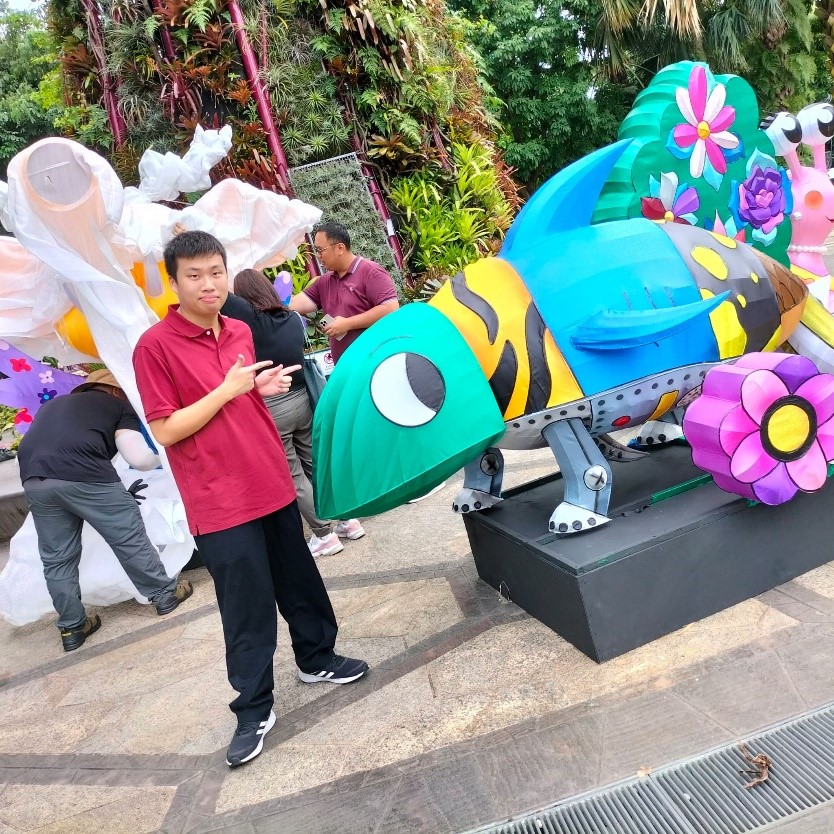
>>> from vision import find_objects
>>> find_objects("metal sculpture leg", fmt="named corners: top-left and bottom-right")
top-left (453, 447), bottom-right (504, 513)
top-left (543, 418), bottom-right (612, 534)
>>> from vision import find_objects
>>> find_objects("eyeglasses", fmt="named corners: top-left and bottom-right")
top-left (313, 244), bottom-right (337, 255)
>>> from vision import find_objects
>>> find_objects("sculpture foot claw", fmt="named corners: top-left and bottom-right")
top-left (596, 433), bottom-right (648, 462)
top-left (453, 489), bottom-right (503, 514)
top-left (549, 502), bottom-right (611, 535)
top-left (634, 420), bottom-right (684, 448)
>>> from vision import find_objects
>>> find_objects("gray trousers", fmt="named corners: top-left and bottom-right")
top-left (264, 389), bottom-right (332, 537)
top-left (23, 477), bottom-right (177, 629)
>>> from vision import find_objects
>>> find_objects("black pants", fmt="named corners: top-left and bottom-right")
top-left (195, 501), bottom-right (338, 722)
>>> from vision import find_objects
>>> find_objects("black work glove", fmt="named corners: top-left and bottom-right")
top-left (127, 479), bottom-right (149, 504)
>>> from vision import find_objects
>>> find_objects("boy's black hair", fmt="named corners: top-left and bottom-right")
top-left (164, 231), bottom-right (228, 280)
top-left (313, 221), bottom-right (351, 250)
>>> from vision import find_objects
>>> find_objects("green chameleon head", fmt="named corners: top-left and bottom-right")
top-left (312, 303), bottom-right (506, 519)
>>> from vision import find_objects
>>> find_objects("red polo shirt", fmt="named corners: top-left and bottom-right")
top-left (301, 256), bottom-right (398, 363)
top-left (133, 305), bottom-right (297, 535)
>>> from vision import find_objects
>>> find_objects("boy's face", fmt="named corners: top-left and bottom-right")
top-left (171, 253), bottom-right (229, 320)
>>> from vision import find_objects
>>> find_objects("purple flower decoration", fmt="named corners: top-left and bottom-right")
top-left (642, 171), bottom-right (700, 225)
top-left (684, 353), bottom-right (834, 505)
top-left (736, 165), bottom-right (786, 234)
top-left (38, 387), bottom-right (58, 404)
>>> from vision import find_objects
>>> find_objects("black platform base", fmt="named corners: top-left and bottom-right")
top-left (463, 443), bottom-right (834, 662)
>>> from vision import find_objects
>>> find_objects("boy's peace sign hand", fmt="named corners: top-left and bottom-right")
top-left (221, 355), bottom-right (274, 400)
top-left (255, 363), bottom-right (302, 397)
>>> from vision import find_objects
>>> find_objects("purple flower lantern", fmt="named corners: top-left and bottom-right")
top-left (684, 353), bottom-right (834, 505)
top-left (728, 150), bottom-right (792, 246)
top-left (736, 166), bottom-right (786, 234)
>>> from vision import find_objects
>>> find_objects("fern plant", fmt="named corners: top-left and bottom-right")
top-left (182, 0), bottom-right (217, 33)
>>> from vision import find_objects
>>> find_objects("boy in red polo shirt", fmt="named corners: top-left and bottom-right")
top-left (133, 231), bottom-right (368, 768)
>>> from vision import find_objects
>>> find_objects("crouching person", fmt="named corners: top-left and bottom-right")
top-left (17, 369), bottom-right (193, 652)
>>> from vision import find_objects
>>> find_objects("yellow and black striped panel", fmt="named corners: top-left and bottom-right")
top-left (430, 257), bottom-right (583, 421)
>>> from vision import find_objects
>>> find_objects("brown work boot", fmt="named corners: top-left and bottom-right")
top-left (60, 614), bottom-right (101, 652)
top-left (155, 578), bottom-right (194, 615)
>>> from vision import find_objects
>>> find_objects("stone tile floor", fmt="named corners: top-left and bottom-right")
top-left (3, 449), bottom-right (834, 832)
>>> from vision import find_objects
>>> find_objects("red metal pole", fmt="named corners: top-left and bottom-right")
top-left (226, 0), bottom-right (319, 277)
top-left (147, 0), bottom-right (177, 62)
top-left (349, 134), bottom-right (404, 271)
top-left (80, 0), bottom-right (127, 147)
top-left (226, 0), bottom-right (291, 194)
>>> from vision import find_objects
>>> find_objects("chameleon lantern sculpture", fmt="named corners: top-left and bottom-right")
top-left (313, 140), bottom-right (809, 534)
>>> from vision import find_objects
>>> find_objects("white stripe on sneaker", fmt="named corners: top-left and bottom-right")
top-left (297, 662), bottom-right (368, 685)
top-left (226, 711), bottom-right (276, 766)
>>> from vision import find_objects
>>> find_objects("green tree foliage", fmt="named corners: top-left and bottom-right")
top-left (0, 0), bottom-right (62, 177)
top-left (449, 0), bottom-right (632, 190)
top-left (742, 0), bottom-right (830, 116)
top-left (596, 0), bottom-right (826, 115)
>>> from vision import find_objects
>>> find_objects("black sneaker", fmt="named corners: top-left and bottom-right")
top-left (297, 655), bottom-right (369, 684)
top-left (60, 614), bottom-right (101, 652)
top-left (155, 578), bottom-right (194, 615)
top-left (226, 711), bottom-right (276, 767)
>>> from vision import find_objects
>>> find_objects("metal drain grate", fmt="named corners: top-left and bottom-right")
top-left (467, 702), bottom-right (834, 833)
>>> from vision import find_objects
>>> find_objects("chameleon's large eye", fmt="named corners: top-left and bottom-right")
top-left (370, 352), bottom-right (445, 427)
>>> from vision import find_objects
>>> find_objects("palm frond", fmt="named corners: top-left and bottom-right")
top-left (599, 0), bottom-right (642, 34)
top-left (641, 0), bottom-right (701, 39)
top-left (705, 6), bottom-right (753, 69)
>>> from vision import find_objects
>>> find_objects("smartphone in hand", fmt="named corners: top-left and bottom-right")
top-left (318, 314), bottom-right (345, 340)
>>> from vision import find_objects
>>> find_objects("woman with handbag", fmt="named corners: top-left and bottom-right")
top-left (221, 269), bottom-right (364, 557)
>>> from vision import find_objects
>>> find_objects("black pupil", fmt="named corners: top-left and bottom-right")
top-left (819, 106), bottom-right (834, 139)
top-left (404, 353), bottom-right (445, 413)
top-left (783, 117), bottom-right (802, 144)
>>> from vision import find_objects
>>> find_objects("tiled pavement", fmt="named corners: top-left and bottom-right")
top-left (4, 449), bottom-right (834, 833)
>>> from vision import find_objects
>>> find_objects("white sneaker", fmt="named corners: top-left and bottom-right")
top-left (308, 533), bottom-right (344, 557)
top-left (333, 519), bottom-right (365, 540)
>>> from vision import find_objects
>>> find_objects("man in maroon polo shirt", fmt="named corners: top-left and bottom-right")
top-left (133, 231), bottom-right (368, 769)
top-left (290, 220), bottom-right (399, 364)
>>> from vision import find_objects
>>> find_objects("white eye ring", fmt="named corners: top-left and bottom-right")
top-left (763, 111), bottom-right (801, 156)
top-left (370, 352), bottom-right (445, 427)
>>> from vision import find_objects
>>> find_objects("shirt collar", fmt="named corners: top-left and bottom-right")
top-left (163, 304), bottom-right (227, 338)
top-left (334, 255), bottom-right (363, 280)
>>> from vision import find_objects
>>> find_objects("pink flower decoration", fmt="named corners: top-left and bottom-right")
top-left (711, 212), bottom-right (746, 243)
top-left (684, 353), bottom-right (834, 505)
top-left (673, 65), bottom-right (739, 178)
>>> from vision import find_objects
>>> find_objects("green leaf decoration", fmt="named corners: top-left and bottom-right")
top-left (593, 61), bottom-right (792, 266)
